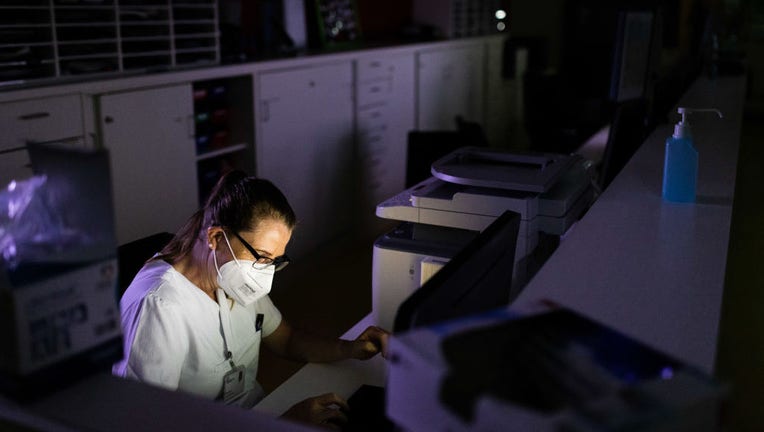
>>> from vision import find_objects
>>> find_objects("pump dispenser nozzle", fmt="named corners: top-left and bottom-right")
top-left (663, 107), bottom-right (724, 202)
top-left (674, 107), bottom-right (723, 139)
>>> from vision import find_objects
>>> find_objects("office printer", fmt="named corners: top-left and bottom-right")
top-left (386, 306), bottom-right (724, 431)
top-left (372, 147), bottom-right (595, 330)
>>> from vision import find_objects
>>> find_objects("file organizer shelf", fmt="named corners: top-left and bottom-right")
top-left (0, 0), bottom-right (220, 86)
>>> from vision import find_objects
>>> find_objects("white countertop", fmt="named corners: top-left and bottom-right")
top-left (514, 76), bottom-right (746, 373)
top-left (254, 314), bottom-right (387, 416)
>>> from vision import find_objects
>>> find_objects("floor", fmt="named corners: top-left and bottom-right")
top-left (257, 72), bottom-right (764, 431)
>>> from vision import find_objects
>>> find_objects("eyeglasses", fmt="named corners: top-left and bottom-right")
top-left (231, 231), bottom-right (290, 271)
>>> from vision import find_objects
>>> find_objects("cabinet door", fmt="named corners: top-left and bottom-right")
top-left (256, 62), bottom-right (354, 258)
top-left (416, 44), bottom-right (485, 131)
top-left (99, 84), bottom-right (197, 245)
top-left (355, 53), bottom-right (415, 228)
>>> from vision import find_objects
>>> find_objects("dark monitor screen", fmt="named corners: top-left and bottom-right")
top-left (393, 210), bottom-right (521, 333)
top-left (609, 9), bottom-right (655, 103)
top-left (598, 99), bottom-right (648, 190)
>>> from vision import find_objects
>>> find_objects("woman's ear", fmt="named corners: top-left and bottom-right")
top-left (206, 226), bottom-right (225, 251)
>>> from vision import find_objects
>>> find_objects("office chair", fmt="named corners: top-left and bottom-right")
top-left (598, 99), bottom-right (648, 190)
top-left (117, 232), bottom-right (174, 295)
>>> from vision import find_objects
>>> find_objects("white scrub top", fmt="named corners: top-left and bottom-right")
top-left (112, 260), bottom-right (281, 408)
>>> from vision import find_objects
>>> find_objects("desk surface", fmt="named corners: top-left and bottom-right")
top-left (255, 314), bottom-right (387, 416)
top-left (515, 76), bottom-right (745, 374)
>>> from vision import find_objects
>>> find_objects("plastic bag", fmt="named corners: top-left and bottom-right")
top-left (0, 175), bottom-right (89, 270)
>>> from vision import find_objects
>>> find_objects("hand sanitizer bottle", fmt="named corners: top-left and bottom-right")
top-left (662, 107), bottom-right (723, 202)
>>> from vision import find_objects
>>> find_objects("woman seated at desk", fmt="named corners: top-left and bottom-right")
top-left (113, 170), bottom-right (389, 429)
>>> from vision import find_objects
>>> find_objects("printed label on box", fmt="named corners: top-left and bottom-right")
top-left (13, 259), bottom-right (120, 374)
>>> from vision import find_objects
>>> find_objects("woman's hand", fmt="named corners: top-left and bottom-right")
top-left (266, 321), bottom-right (391, 364)
top-left (349, 326), bottom-right (390, 360)
top-left (281, 393), bottom-right (349, 430)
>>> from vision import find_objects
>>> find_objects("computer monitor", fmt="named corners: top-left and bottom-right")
top-left (598, 99), bottom-right (648, 190)
top-left (609, 9), bottom-right (655, 103)
top-left (393, 210), bottom-right (521, 333)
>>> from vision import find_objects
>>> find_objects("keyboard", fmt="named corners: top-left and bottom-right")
top-left (343, 384), bottom-right (395, 432)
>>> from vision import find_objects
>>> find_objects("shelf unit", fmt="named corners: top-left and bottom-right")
top-left (0, 0), bottom-right (219, 86)
top-left (0, 35), bottom-right (506, 250)
top-left (192, 74), bottom-right (254, 204)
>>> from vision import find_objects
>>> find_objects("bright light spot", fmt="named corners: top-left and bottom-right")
top-left (495, 9), bottom-right (507, 20)
top-left (497, 22), bottom-right (506, 31)
top-left (660, 367), bottom-right (674, 380)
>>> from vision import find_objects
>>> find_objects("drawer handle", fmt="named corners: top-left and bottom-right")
top-left (18, 112), bottom-right (51, 121)
top-left (34, 136), bottom-right (82, 145)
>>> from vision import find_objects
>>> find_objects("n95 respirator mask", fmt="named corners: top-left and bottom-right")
top-left (213, 232), bottom-right (275, 306)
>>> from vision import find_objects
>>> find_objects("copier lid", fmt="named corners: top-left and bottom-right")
top-left (431, 147), bottom-right (577, 193)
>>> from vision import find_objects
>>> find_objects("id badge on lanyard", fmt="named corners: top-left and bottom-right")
top-left (217, 289), bottom-right (248, 404)
top-left (223, 359), bottom-right (247, 403)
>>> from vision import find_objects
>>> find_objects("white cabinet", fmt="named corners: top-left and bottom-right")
top-left (0, 36), bottom-right (506, 250)
top-left (256, 62), bottom-right (354, 258)
top-left (0, 94), bottom-right (87, 187)
top-left (416, 44), bottom-right (485, 131)
top-left (354, 52), bottom-right (416, 229)
top-left (98, 84), bottom-right (198, 245)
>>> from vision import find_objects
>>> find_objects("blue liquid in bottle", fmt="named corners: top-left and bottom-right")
top-left (662, 135), bottom-right (698, 202)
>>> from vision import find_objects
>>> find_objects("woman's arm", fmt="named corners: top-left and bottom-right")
top-left (262, 320), bottom-right (389, 363)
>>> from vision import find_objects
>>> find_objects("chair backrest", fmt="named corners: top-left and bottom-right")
top-left (598, 99), bottom-right (648, 190)
top-left (117, 232), bottom-right (174, 295)
top-left (406, 131), bottom-right (465, 187)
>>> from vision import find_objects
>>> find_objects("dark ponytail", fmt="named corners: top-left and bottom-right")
top-left (153, 170), bottom-right (296, 264)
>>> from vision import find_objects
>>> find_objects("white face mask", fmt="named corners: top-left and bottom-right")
top-left (213, 232), bottom-right (275, 306)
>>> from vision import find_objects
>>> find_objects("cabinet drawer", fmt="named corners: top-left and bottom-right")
top-left (357, 78), bottom-right (393, 107)
top-left (0, 95), bottom-right (84, 152)
top-left (356, 55), bottom-right (412, 107)
top-left (357, 104), bottom-right (387, 131)
top-left (357, 58), bottom-right (394, 107)
top-left (0, 148), bottom-right (33, 186)
top-left (356, 58), bottom-right (398, 81)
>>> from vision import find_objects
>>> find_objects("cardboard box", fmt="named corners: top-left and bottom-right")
top-left (0, 143), bottom-right (122, 400)
top-left (0, 259), bottom-right (123, 399)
